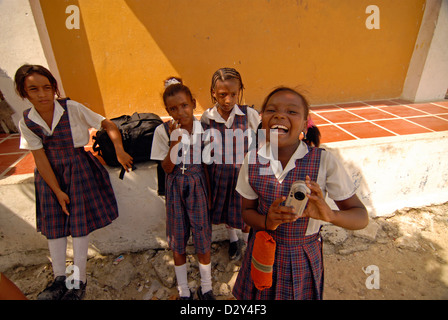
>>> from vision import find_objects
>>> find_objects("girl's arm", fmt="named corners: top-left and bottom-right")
top-left (304, 175), bottom-right (368, 230)
top-left (242, 197), bottom-right (297, 232)
top-left (101, 119), bottom-right (133, 171)
top-left (31, 148), bottom-right (70, 216)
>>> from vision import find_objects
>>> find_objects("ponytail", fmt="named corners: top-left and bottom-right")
top-left (303, 119), bottom-right (321, 147)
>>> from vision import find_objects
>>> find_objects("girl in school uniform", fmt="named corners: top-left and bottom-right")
top-left (233, 87), bottom-right (368, 300)
top-left (15, 64), bottom-right (133, 300)
top-left (151, 77), bottom-right (214, 300)
top-left (200, 68), bottom-right (260, 260)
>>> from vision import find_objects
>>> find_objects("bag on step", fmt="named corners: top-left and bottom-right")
top-left (92, 112), bottom-right (163, 178)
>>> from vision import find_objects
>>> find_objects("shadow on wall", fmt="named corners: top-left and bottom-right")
top-left (38, 0), bottom-right (105, 116)
top-left (0, 68), bottom-right (29, 129)
top-left (123, 0), bottom-right (317, 110)
top-left (123, 0), bottom-right (423, 110)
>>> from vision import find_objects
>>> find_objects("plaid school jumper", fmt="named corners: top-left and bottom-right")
top-left (23, 100), bottom-right (118, 240)
top-left (232, 146), bottom-right (324, 300)
top-left (163, 122), bottom-right (211, 255)
top-left (207, 105), bottom-right (250, 229)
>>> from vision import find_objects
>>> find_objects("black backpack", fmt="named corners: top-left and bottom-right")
top-left (92, 112), bottom-right (163, 178)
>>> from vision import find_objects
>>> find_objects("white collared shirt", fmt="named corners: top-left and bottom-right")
top-left (19, 99), bottom-right (105, 150)
top-left (236, 141), bottom-right (357, 235)
top-left (200, 104), bottom-right (260, 130)
top-left (150, 119), bottom-right (204, 161)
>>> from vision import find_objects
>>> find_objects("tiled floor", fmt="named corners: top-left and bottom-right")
top-left (311, 99), bottom-right (448, 143)
top-left (1, 99), bottom-right (448, 178)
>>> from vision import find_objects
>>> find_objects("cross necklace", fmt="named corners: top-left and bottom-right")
top-left (180, 134), bottom-right (191, 175)
top-left (181, 149), bottom-right (187, 174)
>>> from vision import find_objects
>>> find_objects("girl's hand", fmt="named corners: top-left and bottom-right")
top-left (55, 190), bottom-right (70, 216)
top-left (168, 119), bottom-right (183, 147)
top-left (116, 149), bottom-right (134, 172)
top-left (265, 196), bottom-right (298, 230)
top-left (303, 175), bottom-right (335, 223)
top-left (168, 119), bottom-right (181, 136)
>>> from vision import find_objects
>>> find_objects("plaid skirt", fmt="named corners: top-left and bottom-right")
top-left (232, 231), bottom-right (323, 300)
top-left (208, 163), bottom-right (244, 229)
top-left (35, 148), bottom-right (118, 239)
top-left (165, 165), bottom-right (211, 255)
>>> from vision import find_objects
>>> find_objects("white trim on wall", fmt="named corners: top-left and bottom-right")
top-left (28, 0), bottom-right (66, 97)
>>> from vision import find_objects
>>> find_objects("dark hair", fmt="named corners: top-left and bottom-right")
top-left (210, 67), bottom-right (244, 104)
top-left (162, 77), bottom-right (195, 107)
top-left (261, 87), bottom-right (320, 147)
top-left (14, 64), bottom-right (60, 99)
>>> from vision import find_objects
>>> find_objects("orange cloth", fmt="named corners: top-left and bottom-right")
top-left (0, 273), bottom-right (27, 300)
top-left (251, 231), bottom-right (276, 290)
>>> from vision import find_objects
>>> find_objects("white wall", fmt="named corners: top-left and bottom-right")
top-left (402, 0), bottom-right (448, 102)
top-left (323, 131), bottom-right (448, 217)
top-left (0, 0), bottom-right (49, 126)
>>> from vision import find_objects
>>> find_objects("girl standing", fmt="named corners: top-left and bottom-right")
top-left (16, 64), bottom-right (133, 300)
top-left (233, 87), bottom-right (368, 300)
top-left (151, 77), bottom-right (214, 300)
top-left (201, 68), bottom-right (260, 260)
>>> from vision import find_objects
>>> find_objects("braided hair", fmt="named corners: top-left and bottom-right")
top-left (210, 67), bottom-right (245, 105)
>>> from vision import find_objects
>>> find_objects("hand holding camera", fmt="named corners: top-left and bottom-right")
top-left (285, 180), bottom-right (311, 217)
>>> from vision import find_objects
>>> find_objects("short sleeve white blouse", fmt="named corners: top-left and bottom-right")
top-left (19, 99), bottom-right (105, 150)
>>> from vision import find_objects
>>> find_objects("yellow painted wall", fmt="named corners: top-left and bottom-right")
top-left (39, 0), bottom-right (426, 118)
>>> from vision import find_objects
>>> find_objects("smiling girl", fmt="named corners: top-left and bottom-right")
top-left (232, 87), bottom-right (368, 300)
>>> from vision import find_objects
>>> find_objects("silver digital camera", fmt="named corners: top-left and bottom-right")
top-left (284, 180), bottom-right (310, 216)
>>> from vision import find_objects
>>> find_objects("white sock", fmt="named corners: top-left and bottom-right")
top-left (73, 236), bottom-right (89, 283)
top-left (174, 264), bottom-right (190, 297)
top-left (198, 262), bottom-right (212, 293)
top-left (48, 237), bottom-right (67, 279)
top-left (227, 227), bottom-right (239, 243)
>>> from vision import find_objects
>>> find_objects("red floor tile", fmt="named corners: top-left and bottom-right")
top-left (337, 122), bottom-right (395, 139)
top-left (315, 110), bottom-right (364, 123)
top-left (347, 108), bottom-right (398, 121)
top-left (433, 101), bottom-right (448, 107)
top-left (319, 125), bottom-right (357, 143)
top-left (407, 116), bottom-right (448, 132)
top-left (373, 119), bottom-right (432, 135)
top-left (0, 153), bottom-right (24, 173)
top-left (309, 113), bottom-right (330, 126)
top-left (409, 103), bottom-right (448, 114)
top-left (379, 105), bottom-right (427, 117)
top-left (5, 152), bottom-right (35, 176)
top-left (0, 137), bottom-right (24, 154)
